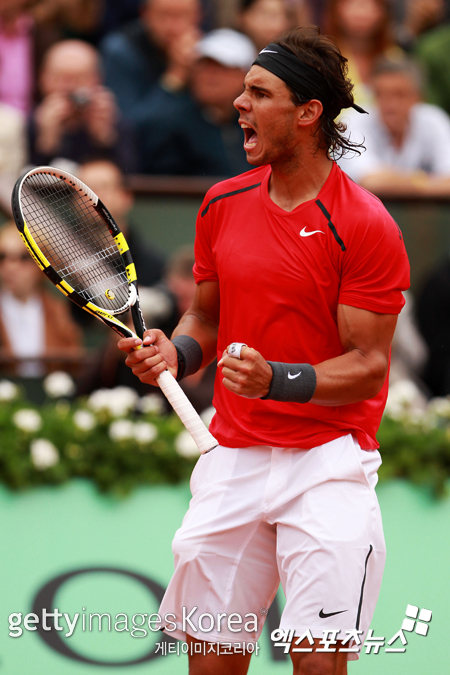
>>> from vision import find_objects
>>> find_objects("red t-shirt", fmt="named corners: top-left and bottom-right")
top-left (193, 162), bottom-right (410, 450)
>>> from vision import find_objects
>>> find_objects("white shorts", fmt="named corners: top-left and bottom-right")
top-left (158, 434), bottom-right (386, 660)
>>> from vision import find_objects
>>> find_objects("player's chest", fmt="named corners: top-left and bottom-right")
top-left (211, 205), bottom-right (341, 291)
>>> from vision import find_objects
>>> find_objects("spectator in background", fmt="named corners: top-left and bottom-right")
top-left (339, 58), bottom-right (450, 195)
top-left (28, 40), bottom-right (138, 171)
top-left (135, 28), bottom-right (256, 175)
top-left (324, 0), bottom-right (398, 107)
top-left (0, 223), bottom-right (83, 377)
top-left (215, 0), bottom-right (312, 30)
top-left (0, 0), bottom-right (35, 115)
top-left (77, 159), bottom-right (166, 287)
top-left (236, 0), bottom-right (290, 52)
top-left (101, 0), bottom-right (201, 122)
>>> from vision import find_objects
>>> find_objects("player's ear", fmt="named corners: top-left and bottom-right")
top-left (297, 99), bottom-right (323, 127)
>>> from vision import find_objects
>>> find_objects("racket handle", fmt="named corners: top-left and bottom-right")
top-left (156, 369), bottom-right (218, 454)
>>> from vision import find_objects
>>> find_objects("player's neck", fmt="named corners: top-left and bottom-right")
top-left (268, 152), bottom-right (333, 212)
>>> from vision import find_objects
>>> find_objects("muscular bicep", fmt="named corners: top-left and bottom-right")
top-left (311, 305), bottom-right (398, 405)
top-left (337, 304), bottom-right (398, 361)
top-left (186, 280), bottom-right (220, 328)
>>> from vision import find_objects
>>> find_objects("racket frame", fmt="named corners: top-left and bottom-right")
top-left (11, 166), bottom-right (144, 341)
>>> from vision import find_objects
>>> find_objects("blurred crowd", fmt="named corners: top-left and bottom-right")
top-left (3, 0), bottom-right (450, 183)
top-left (3, 0), bottom-right (450, 409)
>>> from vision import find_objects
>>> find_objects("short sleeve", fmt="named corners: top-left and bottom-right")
top-left (338, 207), bottom-right (410, 314)
top-left (193, 195), bottom-right (219, 284)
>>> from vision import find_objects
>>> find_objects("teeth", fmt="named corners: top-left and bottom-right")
top-left (240, 123), bottom-right (251, 128)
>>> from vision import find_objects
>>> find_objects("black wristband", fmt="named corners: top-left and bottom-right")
top-left (171, 335), bottom-right (203, 381)
top-left (261, 362), bottom-right (316, 403)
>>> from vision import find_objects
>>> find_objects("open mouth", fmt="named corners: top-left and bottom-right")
top-left (240, 121), bottom-right (258, 150)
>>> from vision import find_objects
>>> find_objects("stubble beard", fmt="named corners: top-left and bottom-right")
top-left (247, 123), bottom-right (300, 171)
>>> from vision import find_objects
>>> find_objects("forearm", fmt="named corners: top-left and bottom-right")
top-left (263, 349), bottom-right (388, 406)
top-left (312, 349), bottom-right (388, 406)
top-left (360, 170), bottom-right (423, 196)
top-left (361, 170), bottom-right (450, 198)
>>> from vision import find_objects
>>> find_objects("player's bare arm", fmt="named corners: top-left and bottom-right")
top-left (117, 280), bottom-right (220, 386)
top-left (219, 304), bottom-right (397, 405)
top-left (313, 304), bottom-right (397, 405)
top-left (172, 279), bottom-right (220, 365)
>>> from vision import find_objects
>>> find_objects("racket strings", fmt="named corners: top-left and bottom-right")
top-left (20, 173), bottom-right (130, 311)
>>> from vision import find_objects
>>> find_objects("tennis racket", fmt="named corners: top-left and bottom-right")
top-left (11, 166), bottom-right (217, 454)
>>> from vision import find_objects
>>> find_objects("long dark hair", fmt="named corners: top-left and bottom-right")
top-left (274, 26), bottom-right (365, 159)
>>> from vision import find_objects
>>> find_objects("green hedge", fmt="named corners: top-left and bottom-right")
top-left (1, 375), bottom-right (449, 498)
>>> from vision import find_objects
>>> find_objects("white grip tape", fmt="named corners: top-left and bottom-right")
top-left (156, 369), bottom-right (218, 454)
top-left (228, 343), bottom-right (247, 360)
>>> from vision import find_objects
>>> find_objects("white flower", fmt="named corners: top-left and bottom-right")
top-left (43, 371), bottom-right (76, 398)
top-left (30, 439), bottom-right (59, 470)
top-left (175, 430), bottom-right (200, 458)
top-left (109, 387), bottom-right (139, 415)
top-left (384, 379), bottom-right (426, 421)
top-left (13, 409), bottom-right (42, 432)
top-left (88, 387), bottom-right (138, 417)
top-left (73, 410), bottom-right (96, 431)
top-left (0, 380), bottom-right (19, 401)
top-left (426, 397), bottom-right (450, 418)
top-left (134, 421), bottom-right (158, 444)
top-left (109, 419), bottom-right (135, 441)
top-left (137, 394), bottom-right (164, 415)
top-left (200, 406), bottom-right (215, 428)
top-left (423, 396), bottom-right (450, 429)
top-left (87, 389), bottom-right (111, 411)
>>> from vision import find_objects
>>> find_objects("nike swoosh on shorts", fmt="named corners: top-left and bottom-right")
top-left (319, 609), bottom-right (348, 619)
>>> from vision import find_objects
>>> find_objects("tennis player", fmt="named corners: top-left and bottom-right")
top-left (118, 26), bottom-right (410, 675)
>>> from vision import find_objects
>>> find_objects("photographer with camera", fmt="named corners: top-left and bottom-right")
top-left (28, 39), bottom-right (137, 171)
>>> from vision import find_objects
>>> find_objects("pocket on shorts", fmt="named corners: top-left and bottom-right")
top-left (348, 436), bottom-right (381, 491)
top-left (189, 446), bottom-right (217, 496)
top-left (318, 434), bottom-right (376, 490)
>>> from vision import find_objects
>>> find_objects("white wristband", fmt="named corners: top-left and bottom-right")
top-left (228, 343), bottom-right (247, 360)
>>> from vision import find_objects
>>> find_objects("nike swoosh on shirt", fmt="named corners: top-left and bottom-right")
top-left (259, 49), bottom-right (278, 54)
top-left (319, 609), bottom-right (348, 619)
top-left (288, 371), bottom-right (302, 379)
top-left (300, 227), bottom-right (324, 237)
